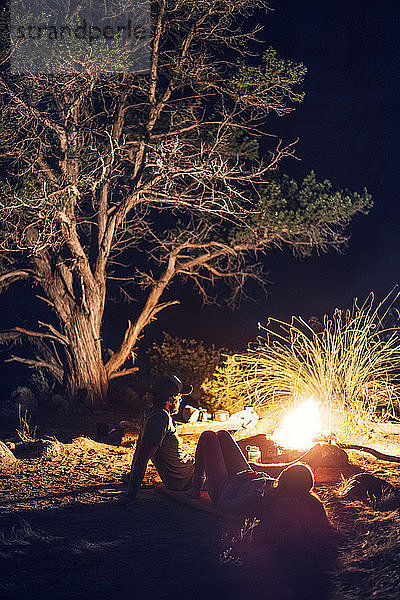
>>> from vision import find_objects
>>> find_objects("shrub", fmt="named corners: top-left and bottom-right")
top-left (147, 332), bottom-right (230, 411)
top-left (201, 355), bottom-right (249, 413)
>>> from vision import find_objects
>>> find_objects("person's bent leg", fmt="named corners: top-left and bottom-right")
top-left (216, 430), bottom-right (250, 475)
top-left (193, 430), bottom-right (228, 500)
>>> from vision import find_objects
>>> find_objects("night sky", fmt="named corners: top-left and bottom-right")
top-left (1, 1), bottom-right (399, 391)
top-left (151, 0), bottom-right (400, 350)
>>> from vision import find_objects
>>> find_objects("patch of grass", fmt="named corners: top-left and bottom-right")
top-left (16, 406), bottom-right (38, 443)
top-left (210, 293), bottom-right (400, 442)
top-left (319, 466), bottom-right (400, 600)
top-left (0, 519), bottom-right (59, 547)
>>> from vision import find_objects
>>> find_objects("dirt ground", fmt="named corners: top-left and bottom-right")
top-left (1, 417), bottom-right (400, 600)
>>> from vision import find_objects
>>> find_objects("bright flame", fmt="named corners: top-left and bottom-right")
top-left (272, 399), bottom-right (322, 450)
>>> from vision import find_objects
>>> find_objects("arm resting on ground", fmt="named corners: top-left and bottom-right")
top-left (126, 441), bottom-right (158, 500)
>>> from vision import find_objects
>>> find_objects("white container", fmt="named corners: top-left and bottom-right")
top-left (230, 406), bottom-right (259, 429)
top-left (182, 405), bottom-right (200, 423)
top-left (213, 410), bottom-right (230, 422)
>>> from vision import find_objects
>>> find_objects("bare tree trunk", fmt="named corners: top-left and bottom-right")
top-left (35, 252), bottom-right (109, 406)
top-left (63, 307), bottom-right (108, 406)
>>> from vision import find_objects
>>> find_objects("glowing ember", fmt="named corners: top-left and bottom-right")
top-left (272, 399), bottom-right (322, 450)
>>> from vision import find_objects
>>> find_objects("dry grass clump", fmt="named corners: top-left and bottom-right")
top-left (16, 405), bottom-right (38, 443)
top-left (318, 479), bottom-right (400, 600)
top-left (206, 293), bottom-right (400, 442)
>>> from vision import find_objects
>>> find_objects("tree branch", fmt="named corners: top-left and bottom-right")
top-left (109, 367), bottom-right (139, 380)
top-left (0, 77), bottom-right (67, 150)
top-left (0, 270), bottom-right (36, 292)
top-left (340, 444), bottom-right (400, 464)
top-left (5, 355), bottom-right (64, 383)
top-left (13, 326), bottom-right (67, 346)
top-left (149, 0), bottom-right (166, 106)
top-left (105, 256), bottom-right (180, 376)
top-left (37, 321), bottom-right (69, 345)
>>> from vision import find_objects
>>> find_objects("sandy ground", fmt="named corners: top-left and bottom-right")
top-left (0, 437), bottom-right (283, 600)
top-left (1, 430), bottom-right (400, 600)
top-left (1, 489), bottom-right (233, 600)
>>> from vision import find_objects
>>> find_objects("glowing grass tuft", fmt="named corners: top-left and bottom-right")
top-left (210, 292), bottom-right (400, 442)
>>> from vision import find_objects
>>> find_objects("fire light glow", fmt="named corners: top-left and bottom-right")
top-left (272, 399), bottom-right (322, 450)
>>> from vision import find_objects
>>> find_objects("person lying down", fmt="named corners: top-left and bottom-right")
top-left (188, 430), bottom-right (331, 526)
top-left (188, 429), bottom-right (341, 599)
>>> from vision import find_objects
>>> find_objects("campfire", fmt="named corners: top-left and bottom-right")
top-left (272, 398), bottom-right (326, 450)
top-left (239, 398), bottom-right (400, 484)
top-left (243, 398), bottom-right (359, 484)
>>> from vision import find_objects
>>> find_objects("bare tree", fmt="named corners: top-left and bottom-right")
top-left (0, 0), bottom-right (371, 403)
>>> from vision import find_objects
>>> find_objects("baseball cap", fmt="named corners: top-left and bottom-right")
top-left (152, 374), bottom-right (193, 399)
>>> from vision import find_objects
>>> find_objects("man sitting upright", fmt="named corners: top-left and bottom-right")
top-left (125, 375), bottom-right (195, 501)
